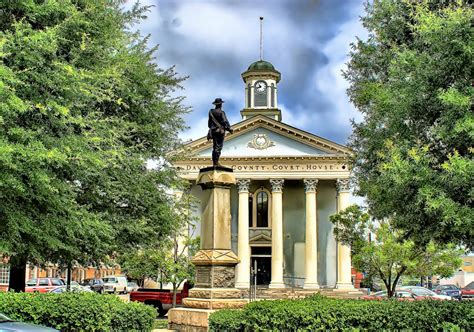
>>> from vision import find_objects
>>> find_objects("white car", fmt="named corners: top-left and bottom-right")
top-left (126, 281), bottom-right (139, 293)
top-left (102, 276), bottom-right (128, 294)
top-left (399, 286), bottom-right (453, 300)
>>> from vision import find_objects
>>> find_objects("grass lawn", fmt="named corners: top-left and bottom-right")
top-left (153, 319), bottom-right (168, 329)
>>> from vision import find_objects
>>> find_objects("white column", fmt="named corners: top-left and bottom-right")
top-left (235, 179), bottom-right (251, 289)
top-left (336, 178), bottom-right (354, 289)
top-left (303, 179), bottom-right (320, 289)
top-left (269, 179), bottom-right (285, 288)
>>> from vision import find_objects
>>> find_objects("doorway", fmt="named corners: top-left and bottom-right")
top-left (251, 246), bottom-right (271, 286)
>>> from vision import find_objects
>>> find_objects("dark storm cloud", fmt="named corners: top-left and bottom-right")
top-left (129, 0), bottom-right (367, 143)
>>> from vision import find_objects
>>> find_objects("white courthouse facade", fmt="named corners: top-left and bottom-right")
top-left (175, 60), bottom-right (354, 290)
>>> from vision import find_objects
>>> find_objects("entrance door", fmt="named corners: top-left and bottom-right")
top-left (251, 257), bottom-right (271, 285)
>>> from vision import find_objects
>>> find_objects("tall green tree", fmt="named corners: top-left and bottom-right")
top-left (119, 248), bottom-right (166, 288)
top-left (0, 0), bottom-right (188, 291)
top-left (331, 205), bottom-right (462, 298)
top-left (158, 192), bottom-right (200, 308)
top-left (345, 0), bottom-right (473, 248)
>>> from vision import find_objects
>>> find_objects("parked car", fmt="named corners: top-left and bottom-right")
top-left (129, 282), bottom-right (190, 316)
top-left (25, 278), bottom-right (64, 293)
top-left (362, 289), bottom-right (420, 301)
top-left (80, 278), bottom-right (105, 293)
top-left (102, 276), bottom-right (128, 294)
top-left (126, 282), bottom-right (139, 293)
top-left (58, 280), bottom-right (83, 289)
top-left (0, 313), bottom-right (57, 331)
top-left (48, 285), bottom-right (93, 293)
top-left (434, 284), bottom-right (462, 300)
top-left (399, 286), bottom-right (453, 300)
top-left (461, 281), bottom-right (474, 299)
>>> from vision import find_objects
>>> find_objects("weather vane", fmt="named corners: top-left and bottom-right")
top-left (260, 16), bottom-right (264, 60)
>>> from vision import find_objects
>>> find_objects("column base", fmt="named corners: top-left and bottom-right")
top-left (335, 282), bottom-right (355, 290)
top-left (303, 282), bottom-right (320, 290)
top-left (235, 281), bottom-right (250, 289)
top-left (269, 281), bottom-right (285, 289)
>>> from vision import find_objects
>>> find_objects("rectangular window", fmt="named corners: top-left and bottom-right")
top-left (0, 265), bottom-right (10, 284)
top-left (251, 246), bottom-right (271, 256)
top-left (255, 92), bottom-right (267, 107)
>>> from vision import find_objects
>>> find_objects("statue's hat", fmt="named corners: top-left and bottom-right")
top-left (212, 98), bottom-right (225, 105)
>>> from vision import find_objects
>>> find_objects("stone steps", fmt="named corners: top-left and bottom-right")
top-left (242, 287), bottom-right (364, 300)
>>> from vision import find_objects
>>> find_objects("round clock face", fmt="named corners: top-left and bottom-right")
top-left (255, 81), bottom-right (267, 93)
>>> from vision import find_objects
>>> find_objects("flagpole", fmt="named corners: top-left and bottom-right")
top-left (260, 17), bottom-right (263, 60)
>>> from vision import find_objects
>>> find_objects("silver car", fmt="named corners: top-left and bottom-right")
top-left (399, 286), bottom-right (453, 300)
top-left (0, 313), bottom-right (57, 331)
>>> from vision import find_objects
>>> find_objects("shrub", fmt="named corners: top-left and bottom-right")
top-left (208, 295), bottom-right (474, 331)
top-left (0, 291), bottom-right (156, 331)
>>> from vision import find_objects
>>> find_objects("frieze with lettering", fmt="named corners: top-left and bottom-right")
top-left (179, 163), bottom-right (348, 172)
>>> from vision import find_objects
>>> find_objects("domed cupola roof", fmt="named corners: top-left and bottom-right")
top-left (247, 60), bottom-right (276, 71)
top-left (242, 59), bottom-right (281, 83)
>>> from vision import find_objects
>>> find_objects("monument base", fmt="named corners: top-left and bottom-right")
top-left (168, 167), bottom-right (246, 330)
top-left (168, 307), bottom-right (212, 332)
top-left (183, 297), bottom-right (248, 310)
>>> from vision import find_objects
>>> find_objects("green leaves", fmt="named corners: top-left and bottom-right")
top-left (0, 291), bottom-right (156, 331)
top-left (331, 205), bottom-right (462, 297)
top-left (346, 0), bottom-right (473, 248)
top-left (209, 295), bottom-right (474, 331)
top-left (0, 0), bottom-right (188, 285)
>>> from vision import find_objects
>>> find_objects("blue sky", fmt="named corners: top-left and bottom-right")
top-left (129, 0), bottom-right (368, 145)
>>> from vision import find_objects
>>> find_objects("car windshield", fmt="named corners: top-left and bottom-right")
top-left (465, 282), bottom-right (474, 289)
top-left (440, 285), bottom-right (458, 290)
top-left (410, 288), bottom-right (435, 296)
top-left (0, 313), bottom-right (14, 322)
top-left (102, 278), bottom-right (117, 283)
top-left (373, 291), bottom-right (387, 297)
top-left (51, 287), bottom-right (66, 293)
top-left (26, 279), bottom-right (37, 286)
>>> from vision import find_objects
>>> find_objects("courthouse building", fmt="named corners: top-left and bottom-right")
top-left (175, 60), bottom-right (354, 290)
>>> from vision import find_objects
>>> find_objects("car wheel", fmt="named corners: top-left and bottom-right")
top-left (99, 287), bottom-right (104, 294)
top-left (123, 287), bottom-right (127, 294)
top-left (113, 288), bottom-right (117, 294)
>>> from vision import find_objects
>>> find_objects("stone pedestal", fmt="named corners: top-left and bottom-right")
top-left (168, 167), bottom-right (248, 331)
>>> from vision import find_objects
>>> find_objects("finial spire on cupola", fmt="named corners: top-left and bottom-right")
top-left (240, 17), bottom-right (282, 122)
top-left (260, 16), bottom-right (264, 61)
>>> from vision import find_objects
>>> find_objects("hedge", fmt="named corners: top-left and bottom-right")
top-left (0, 291), bottom-right (156, 331)
top-left (209, 295), bottom-right (474, 331)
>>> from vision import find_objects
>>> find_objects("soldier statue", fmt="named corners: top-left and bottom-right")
top-left (207, 98), bottom-right (233, 167)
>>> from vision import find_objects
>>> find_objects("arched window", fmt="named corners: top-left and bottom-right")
top-left (271, 83), bottom-right (275, 108)
top-left (254, 80), bottom-right (268, 107)
top-left (247, 83), bottom-right (252, 108)
top-left (256, 191), bottom-right (269, 227)
top-left (250, 188), bottom-right (271, 228)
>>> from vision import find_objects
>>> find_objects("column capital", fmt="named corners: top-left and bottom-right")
top-left (336, 178), bottom-right (350, 193)
top-left (269, 179), bottom-right (284, 193)
top-left (236, 179), bottom-right (251, 193)
top-left (303, 179), bottom-right (319, 193)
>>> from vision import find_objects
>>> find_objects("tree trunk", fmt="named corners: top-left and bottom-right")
top-left (172, 283), bottom-right (177, 308)
top-left (8, 254), bottom-right (28, 292)
top-left (66, 263), bottom-right (72, 290)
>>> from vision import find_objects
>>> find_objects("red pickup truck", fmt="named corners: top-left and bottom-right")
top-left (129, 283), bottom-right (190, 316)
top-left (461, 281), bottom-right (474, 299)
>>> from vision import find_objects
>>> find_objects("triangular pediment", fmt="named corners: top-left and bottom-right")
top-left (249, 232), bottom-right (272, 244)
top-left (181, 115), bottom-right (350, 158)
